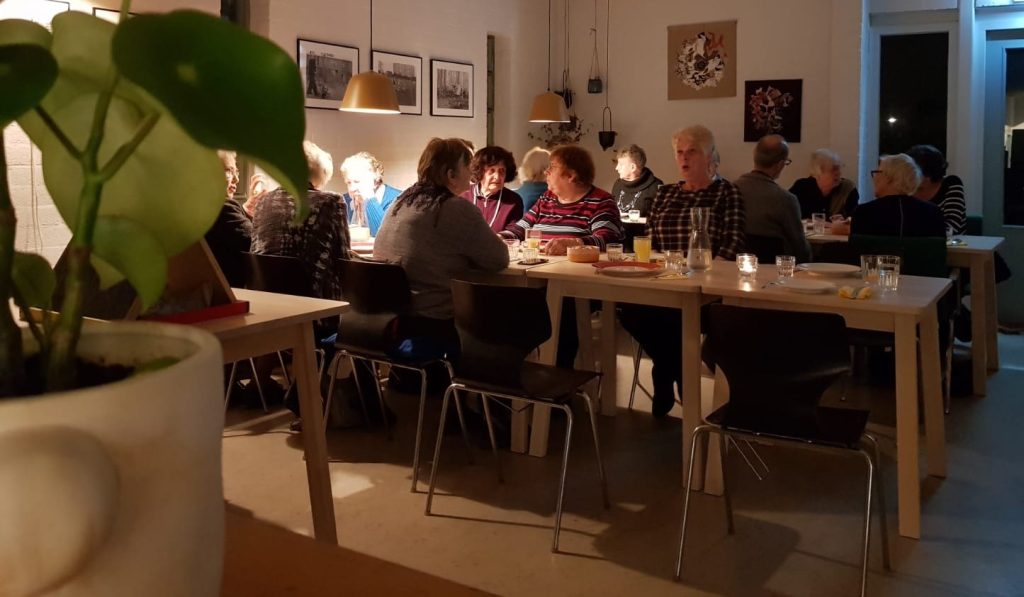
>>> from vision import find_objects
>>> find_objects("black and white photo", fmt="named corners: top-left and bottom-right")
top-left (92, 7), bottom-right (134, 23)
top-left (431, 59), bottom-right (473, 118)
top-left (297, 38), bottom-right (358, 110)
top-left (372, 51), bottom-right (422, 115)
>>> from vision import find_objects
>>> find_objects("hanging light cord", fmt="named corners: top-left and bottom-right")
top-left (604, 0), bottom-right (610, 108)
top-left (369, 0), bottom-right (374, 59)
top-left (546, 0), bottom-right (551, 90)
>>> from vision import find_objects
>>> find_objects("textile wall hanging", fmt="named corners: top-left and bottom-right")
top-left (743, 79), bottom-right (803, 142)
top-left (667, 20), bottom-right (737, 100)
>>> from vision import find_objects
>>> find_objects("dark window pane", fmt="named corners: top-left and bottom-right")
top-left (879, 33), bottom-right (948, 157)
top-left (1004, 49), bottom-right (1024, 225)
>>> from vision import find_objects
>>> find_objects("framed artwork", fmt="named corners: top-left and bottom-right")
top-left (92, 7), bottom-right (136, 23)
top-left (667, 20), bottom-right (737, 100)
top-left (372, 50), bottom-right (422, 115)
top-left (296, 38), bottom-right (358, 110)
top-left (430, 59), bottom-right (473, 118)
top-left (743, 79), bottom-right (803, 142)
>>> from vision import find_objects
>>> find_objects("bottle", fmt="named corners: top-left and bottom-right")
top-left (350, 197), bottom-right (371, 241)
top-left (686, 206), bottom-right (713, 272)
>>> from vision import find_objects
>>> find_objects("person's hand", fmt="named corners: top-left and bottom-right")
top-left (544, 237), bottom-right (583, 256)
top-left (248, 174), bottom-right (267, 198)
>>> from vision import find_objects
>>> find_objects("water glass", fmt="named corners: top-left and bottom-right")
top-left (606, 243), bottom-right (624, 261)
top-left (861, 254), bottom-right (880, 285)
top-left (503, 238), bottom-right (520, 260)
top-left (775, 255), bottom-right (796, 279)
top-left (521, 246), bottom-right (540, 264)
top-left (525, 228), bottom-right (543, 249)
top-left (634, 235), bottom-right (652, 263)
top-left (878, 255), bottom-right (900, 291)
top-left (665, 250), bottom-right (685, 273)
top-left (812, 212), bottom-right (826, 235)
top-left (736, 253), bottom-right (758, 280)
top-left (628, 209), bottom-right (641, 222)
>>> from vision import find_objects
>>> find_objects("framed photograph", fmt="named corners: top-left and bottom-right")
top-left (296, 38), bottom-right (359, 110)
top-left (92, 7), bottom-right (136, 23)
top-left (744, 79), bottom-right (803, 142)
top-left (372, 50), bottom-right (422, 115)
top-left (431, 59), bottom-right (473, 118)
top-left (667, 20), bottom-right (737, 100)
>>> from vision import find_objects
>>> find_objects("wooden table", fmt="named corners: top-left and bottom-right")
top-left (807, 233), bottom-right (1005, 395)
top-left (697, 263), bottom-right (950, 539)
top-left (195, 289), bottom-right (347, 544)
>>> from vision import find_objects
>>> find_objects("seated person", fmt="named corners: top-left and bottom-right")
top-left (620, 125), bottom-right (745, 418)
top-left (516, 146), bottom-right (550, 212)
top-left (851, 154), bottom-right (946, 238)
top-left (460, 145), bottom-right (524, 233)
top-left (500, 144), bottom-right (623, 255)
top-left (205, 150), bottom-right (251, 288)
top-left (907, 144), bottom-right (966, 236)
top-left (612, 144), bottom-right (663, 216)
top-left (734, 134), bottom-right (810, 263)
top-left (340, 151), bottom-right (402, 236)
top-left (374, 138), bottom-right (509, 359)
top-left (790, 148), bottom-right (860, 219)
top-left (251, 141), bottom-right (352, 300)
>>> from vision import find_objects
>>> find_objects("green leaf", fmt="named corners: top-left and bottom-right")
top-left (92, 216), bottom-right (167, 310)
top-left (11, 252), bottom-right (55, 308)
top-left (90, 254), bottom-right (124, 290)
top-left (111, 11), bottom-right (308, 217)
top-left (0, 20), bottom-right (57, 125)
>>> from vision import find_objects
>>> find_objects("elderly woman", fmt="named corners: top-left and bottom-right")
top-left (907, 144), bottom-right (966, 236)
top-left (500, 144), bottom-right (623, 255)
top-left (517, 146), bottom-right (550, 212)
top-left (340, 151), bottom-right (402, 236)
top-left (204, 150), bottom-right (251, 288)
top-left (789, 148), bottom-right (860, 218)
top-left (459, 145), bottom-right (525, 233)
top-left (850, 153), bottom-right (946, 237)
top-left (374, 138), bottom-right (509, 358)
top-left (251, 141), bottom-right (351, 299)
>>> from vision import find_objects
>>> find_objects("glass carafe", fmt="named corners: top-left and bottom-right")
top-left (350, 198), bottom-right (371, 241)
top-left (686, 206), bottom-right (713, 272)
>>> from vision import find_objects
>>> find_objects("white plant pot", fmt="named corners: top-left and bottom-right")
top-left (0, 322), bottom-right (225, 597)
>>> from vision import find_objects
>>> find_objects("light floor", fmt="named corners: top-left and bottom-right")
top-left (222, 334), bottom-right (1024, 596)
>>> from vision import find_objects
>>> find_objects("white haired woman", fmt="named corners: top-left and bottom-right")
top-left (516, 146), bottom-right (550, 212)
top-left (850, 153), bottom-right (946, 237)
top-left (789, 148), bottom-right (860, 218)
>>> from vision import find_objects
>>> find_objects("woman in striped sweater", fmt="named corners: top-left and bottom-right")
top-left (908, 144), bottom-right (967, 235)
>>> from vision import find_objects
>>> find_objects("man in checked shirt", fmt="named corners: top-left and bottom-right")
top-left (619, 125), bottom-right (746, 418)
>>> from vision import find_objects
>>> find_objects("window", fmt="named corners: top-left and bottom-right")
top-left (878, 33), bottom-right (949, 157)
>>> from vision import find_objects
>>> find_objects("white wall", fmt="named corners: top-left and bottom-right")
top-left (556, 0), bottom-right (866, 193)
top-left (871, 0), bottom-right (956, 12)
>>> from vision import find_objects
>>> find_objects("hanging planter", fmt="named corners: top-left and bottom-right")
top-left (587, 5), bottom-right (603, 94)
top-left (599, 106), bottom-right (617, 150)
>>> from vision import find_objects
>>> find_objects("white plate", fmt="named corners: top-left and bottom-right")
top-left (797, 262), bottom-right (861, 276)
top-left (599, 265), bottom-right (665, 277)
top-left (776, 278), bottom-right (837, 294)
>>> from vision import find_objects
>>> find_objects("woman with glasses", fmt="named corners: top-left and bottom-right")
top-left (850, 154), bottom-right (946, 237)
top-left (789, 148), bottom-right (860, 219)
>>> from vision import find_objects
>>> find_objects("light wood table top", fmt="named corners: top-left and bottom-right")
top-left (196, 289), bottom-right (347, 340)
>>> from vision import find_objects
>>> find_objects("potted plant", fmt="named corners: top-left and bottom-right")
top-left (0, 3), bottom-right (308, 594)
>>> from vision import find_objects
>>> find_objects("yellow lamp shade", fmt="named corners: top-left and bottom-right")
top-left (339, 70), bottom-right (400, 114)
top-left (528, 91), bottom-right (569, 123)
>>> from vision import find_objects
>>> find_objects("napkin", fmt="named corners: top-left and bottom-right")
top-left (838, 285), bottom-right (873, 300)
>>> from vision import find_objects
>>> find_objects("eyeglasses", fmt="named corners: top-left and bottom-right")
top-left (870, 169), bottom-right (882, 176)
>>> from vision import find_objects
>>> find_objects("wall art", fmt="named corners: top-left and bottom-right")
top-left (743, 79), bottom-right (802, 142)
top-left (297, 38), bottom-right (358, 110)
top-left (667, 20), bottom-right (737, 100)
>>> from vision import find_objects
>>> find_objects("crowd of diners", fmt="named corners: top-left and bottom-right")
top-left (206, 125), bottom-right (970, 421)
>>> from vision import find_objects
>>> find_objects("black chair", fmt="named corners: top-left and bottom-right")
top-left (325, 258), bottom-right (473, 492)
top-left (744, 234), bottom-right (786, 264)
top-left (675, 304), bottom-right (890, 596)
top-left (425, 280), bottom-right (610, 553)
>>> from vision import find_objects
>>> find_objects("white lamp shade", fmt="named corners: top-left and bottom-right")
top-left (528, 91), bottom-right (569, 123)
top-left (339, 70), bottom-right (400, 114)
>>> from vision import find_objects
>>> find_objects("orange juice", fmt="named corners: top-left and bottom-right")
top-left (634, 236), bottom-right (652, 263)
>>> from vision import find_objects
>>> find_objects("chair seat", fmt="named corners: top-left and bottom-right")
top-left (453, 361), bottom-right (599, 403)
top-left (334, 341), bottom-right (441, 369)
top-left (706, 404), bottom-right (870, 449)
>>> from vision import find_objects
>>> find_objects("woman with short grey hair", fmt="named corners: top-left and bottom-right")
top-left (850, 153), bottom-right (945, 237)
top-left (789, 148), bottom-right (860, 218)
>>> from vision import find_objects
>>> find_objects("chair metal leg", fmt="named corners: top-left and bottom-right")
top-left (277, 351), bottom-right (291, 388)
top-left (248, 358), bottom-right (268, 412)
top-left (372, 361), bottom-right (392, 440)
top-left (410, 369), bottom-right (430, 492)
top-left (551, 404), bottom-right (575, 553)
top-left (581, 392), bottom-right (610, 509)
top-left (322, 352), bottom-right (342, 434)
top-left (480, 395), bottom-right (503, 483)
top-left (675, 425), bottom-right (710, 581)
top-left (224, 361), bottom-right (239, 412)
top-left (628, 342), bottom-right (643, 410)
top-left (857, 449), bottom-right (875, 597)
top-left (348, 356), bottom-right (371, 427)
top-left (864, 434), bottom-right (891, 571)
top-left (425, 386), bottom-right (455, 515)
top-left (720, 432), bottom-right (734, 534)
top-left (451, 389), bottom-right (474, 465)
top-left (727, 437), bottom-right (766, 481)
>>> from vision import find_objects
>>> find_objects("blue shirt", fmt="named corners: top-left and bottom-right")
top-left (343, 183), bottom-right (402, 236)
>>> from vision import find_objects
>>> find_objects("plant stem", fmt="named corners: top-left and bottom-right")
top-left (100, 112), bottom-right (159, 180)
top-left (34, 106), bottom-right (82, 160)
top-left (0, 130), bottom-right (28, 396)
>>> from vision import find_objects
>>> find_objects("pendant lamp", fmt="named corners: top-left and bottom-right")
top-left (529, 0), bottom-right (569, 123)
top-left (340, 0), bottom-right (400, 114)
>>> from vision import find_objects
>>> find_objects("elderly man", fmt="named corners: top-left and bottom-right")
top-left (620, 125), bottom-right (745, 418)
top-left (340, 151), bottom-right (402, 236)
top-left (734, 135), bottom-right (810, 263)
top-left (789, 148), bottom-right (860, 218)
top-left (612, 144), bottom-right (662, 216)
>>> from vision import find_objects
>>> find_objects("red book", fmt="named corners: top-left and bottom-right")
top-left (143, 300), bottom-right (251, 325)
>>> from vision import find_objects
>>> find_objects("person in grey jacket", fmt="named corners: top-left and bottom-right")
top-left (734, 135), bottom-right (811, 263)
top-left (611, 144), bottom-right (663, 216)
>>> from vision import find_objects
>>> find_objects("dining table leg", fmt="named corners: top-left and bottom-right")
top-left (575, 298), bottom-right (600, 406)
top-left (680, 295), bottom-right (704, 491)
top-left (918, 308), bottom-right (947, 479)
top-left (894, 314), bottom-right (922, 539)
top-left (970, 255), bottom-right (990, 396)
top-left (599, 302), bottom-right (619, 417)
top-left (525, 280), bottom-right (566, 457)
top-left (984, 256), bottom-right (999, 372)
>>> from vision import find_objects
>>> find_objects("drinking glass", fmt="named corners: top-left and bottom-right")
top-left (525, 228), bottom-right (543, 249)
top-left (736, 253), bottom-right (758, 280)
top-left (665, 250), bottom-right (685, 273)
top-left (503, 238), bottom-right (520, 260)
top-left (521, 246), bottom-right (540, 264)
top-left (633, 235), bottom-right (652, 263)
top-left (606, 243), bottom-right (624, 261)
top-left (878, 255), bottom-right (900, 291)
top-left (628, 209), bottom-right (641, 222)
top-left (861, 254), bottom-right (880, 285)
top-left (775, 255), bottom-right (796, 279)
top-left (812, 212), bottom-right (826, 235)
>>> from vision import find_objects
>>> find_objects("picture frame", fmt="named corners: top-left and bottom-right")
top-left (667, 20), bottom-right (738, 100)
top-left (743, 79), bottom-right (803, 142)
top-left (372, 50), bottom-right (422, 115)
top-left (92, 7), bottom-right (136, 23)
top-left (430, 59), bottom-right (473, 118)
top-left (296, 38), bottom-right (359, 110)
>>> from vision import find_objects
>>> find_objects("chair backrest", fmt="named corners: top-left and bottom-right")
top-left (703, 304), bottom-right (850, 424)
top-left (965, 214), bottom-right (983, 236)
top-left (450, 279), bottom-right (552, 385)
top-left (334, 258), bottom-right (413, 357)
top-left (744, 234), bottom-right (786, 264)
top-left (244, 253), bottom-right (316, 297)
top-left (849, 235), bottom-right (948, 278)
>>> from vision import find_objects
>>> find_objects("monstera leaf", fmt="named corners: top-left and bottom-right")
top-left (0, 20), bottom-right (57, 126)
